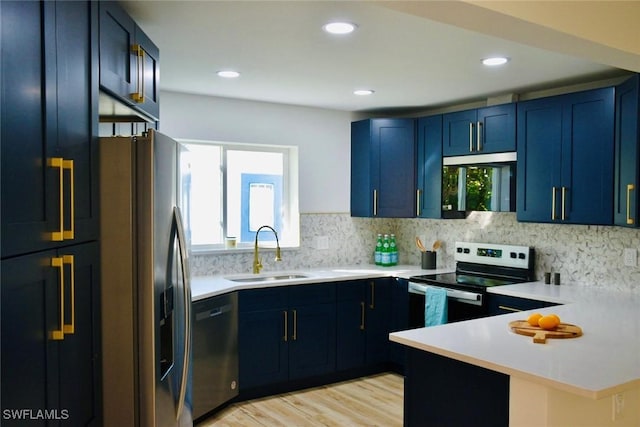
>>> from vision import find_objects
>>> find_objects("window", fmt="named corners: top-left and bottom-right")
top-left (179, 140), bottom-right (299, 251)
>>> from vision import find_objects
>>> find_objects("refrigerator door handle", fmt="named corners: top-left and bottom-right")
top-left (174, 206), bottom-right (192, 421)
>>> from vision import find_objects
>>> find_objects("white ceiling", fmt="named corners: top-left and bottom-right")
top-left (122, 1), bottom-right (631, 113)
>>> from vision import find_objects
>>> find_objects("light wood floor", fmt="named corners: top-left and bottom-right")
top-left (197, 373), bottom-right (404, 427)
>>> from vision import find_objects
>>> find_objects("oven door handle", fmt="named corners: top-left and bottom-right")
top-left (409, 282), bottom-right (482, 304)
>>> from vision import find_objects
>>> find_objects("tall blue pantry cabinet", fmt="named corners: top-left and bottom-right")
top-left (1, 2), bottom-right (101, 424)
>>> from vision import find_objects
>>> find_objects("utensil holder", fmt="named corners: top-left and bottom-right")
top-left (421, 251), bottom-right (436, 269)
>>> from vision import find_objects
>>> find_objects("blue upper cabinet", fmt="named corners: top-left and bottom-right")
top-left (443, 104), bottom-right (516, 156)
top-left (351, 119), bottom-right (416, 218)
top-left (99, 1), bottom-right (159, 121)
top-left (517, 87), bottom-right (615, 224)
top-left (614, 75), bottom-right (640, 227)
top-left (416, 115), bottom-right (442, 218)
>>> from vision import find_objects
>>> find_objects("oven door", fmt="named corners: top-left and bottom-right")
top-left (408, 282), bottom-right (487, 328)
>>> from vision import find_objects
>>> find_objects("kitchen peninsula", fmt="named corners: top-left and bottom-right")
top-left (391, 282), bottom-right (640, 427)
top-left (193, 266), bottom-right (640, 426)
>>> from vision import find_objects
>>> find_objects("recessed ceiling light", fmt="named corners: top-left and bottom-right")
top-left (323, 21), bottom-right (357, 35)
top-left (482, 57), bottom-right (509, 66)
top-left (354, 89), bottom-right (375, 96)
top-left (217, 70), bottom-right (240, 78)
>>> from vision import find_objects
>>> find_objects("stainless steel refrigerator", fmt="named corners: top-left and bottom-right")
top-left (100, 129), bottom-right (192, 427)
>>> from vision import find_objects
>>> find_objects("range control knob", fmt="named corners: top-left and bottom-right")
top-left (518, 253), bottom-right (526, 259)
top-left (510, 252), bottom-right (517, 259)
top-left (463, 248), bottom-right (470, 254)
top-left (456, 247), bottom-right (463, 253)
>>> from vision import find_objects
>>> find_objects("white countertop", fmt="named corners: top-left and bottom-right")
top-left (191, 265), bottom-right (640, 400)
top-left (191, 264), bottom-right (439, 301)
top-left (392, 281), bottom-right (640, 400)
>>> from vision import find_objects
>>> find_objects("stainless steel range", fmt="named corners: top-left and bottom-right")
top-left (408, 241), bottom-right (535, 327)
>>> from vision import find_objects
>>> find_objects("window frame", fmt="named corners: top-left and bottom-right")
top-left (178, 139), bottom-right (299, 253)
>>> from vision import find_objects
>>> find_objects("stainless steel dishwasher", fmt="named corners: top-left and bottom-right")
top-left (192, 292), bottom-right (238, 420)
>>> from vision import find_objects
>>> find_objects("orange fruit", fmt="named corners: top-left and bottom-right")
top-left (527, 313), bottom-right (543, 326)
top-left (538, 314), bottom-right (561, 330)
top-left (548, 314), bottom-right (561, 323)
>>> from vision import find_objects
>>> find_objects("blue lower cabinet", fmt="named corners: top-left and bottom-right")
top-left (336, 279), bottom-right (393, 371)
top-left (336, 281), bottom-right (367, 370)
top-left (288, 303), bottom-right (336, 380)
top-left (238, 283), bottom-right (336, 391)
top-left (238, 307), bottom-right (289, 388)
top-left (404, 349), bottom-right (509, 427)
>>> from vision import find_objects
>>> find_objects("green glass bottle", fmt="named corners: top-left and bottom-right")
top-left (381, 234), bottom-right (391, 267)
top-left (374, 234), bottom-right (383, 265)
top-left (390, 234), bottom-right (398, 266)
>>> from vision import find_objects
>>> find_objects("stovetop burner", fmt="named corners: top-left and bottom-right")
top-left (409, 241), bottom-right (535, 292)
top-left (410, 272), bottom-right (521, 290)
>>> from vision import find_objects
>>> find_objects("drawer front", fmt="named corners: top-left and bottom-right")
top-left (289, 283), bottom-right (336, 306)
top-left (239, 286), bottom-right (288, 312)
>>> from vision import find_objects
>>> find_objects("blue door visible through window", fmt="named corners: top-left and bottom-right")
top-left (241, 173), bottom-right (283, 242)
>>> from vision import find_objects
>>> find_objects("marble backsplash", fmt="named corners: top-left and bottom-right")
top-left (190, 212), bottom-right (640, 292)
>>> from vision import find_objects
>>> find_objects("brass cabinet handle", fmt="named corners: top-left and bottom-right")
top-left (130, 44), bottom-right (145, 103)
top-left (51, 255), bottom-right (75, 340)
top-left (360, 302), bottom-right (365, 330)
top-left (627, 184), bottom-right (635, 225)
top-left (373, 189), bottom-right (378, 216)
top-left (551, 187), bottom-right (557, 221)
top-left (48, 158), bottom-right (75, 241)
top-left (469, 122), bottom-right (474, 152)
top-left (62, 255), bottom-right (75, 335)
top-left (476, 121), bottom-right (482, 152)
top-left (49, 158), bottom-right (65, 241)
top-left (62, 159), bottom-right (74, 240)
top-left (561, 186), bottom-right (567, 221)
top-left (283, 311), bottom-right (288, 342)
top-left (369, 281), bottom-right (375, 309)
top-left (498, 305), bottom-right (521, 312)
top-left (292, 309), bottom-right (298, 341)
top-left (50, 257), bottom-right (66, 340)
top-left (416, 189), bottom-right (421, 216)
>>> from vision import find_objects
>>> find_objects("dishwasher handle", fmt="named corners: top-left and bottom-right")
top-left (195, 303), bottom-right (233, 321)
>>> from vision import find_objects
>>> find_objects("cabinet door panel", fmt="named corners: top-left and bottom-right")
top-left (517, 99), bottom-right (563, 222)
top-left (99, 1), bottom-right (136, 100)
top-left (1, 250), bottom-right (59, 418)
top-left (375, 120), bottom-right (416, 217)
top-left (239, 309), bottom-right (288, 389)
top-left (562, 89), bottom-right (614, 224)
top-left (1, 1), bottom-right (59, 258)
top-left (135, 26), bottom-right (160, 120)
top-left (614, 76), bottom-right (640, 226)
top-left (365, 279), bottom-right (392, 365)
top-left (336, 291), bottom-right (365, 371)
top-left (288, 303), bottom-right (336, 380)
top-left (478, 104), bottom-right (516, 153)
top-left (417, 116), bottom-right (442, 218)
top-left (443, 110), bottom-right (476, 156)
top-left (56, 1), bottom-right (99, 244)
top-left (58, 242), bottom-right (101, 426)
top-left (350, 120), bottom-right (374, 217)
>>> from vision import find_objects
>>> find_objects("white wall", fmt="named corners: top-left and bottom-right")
top-left (158, 90), bottom-right (357, 214)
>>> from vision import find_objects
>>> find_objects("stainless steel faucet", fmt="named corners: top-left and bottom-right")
top-left (253, 225), bottom-right (282, 274)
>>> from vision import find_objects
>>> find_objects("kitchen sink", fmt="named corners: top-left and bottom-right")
top-left (226, 273), bottom-right (310, 283)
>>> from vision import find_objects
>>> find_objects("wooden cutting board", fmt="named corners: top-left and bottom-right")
top-left (509, 320), bottom-right (583, 344)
